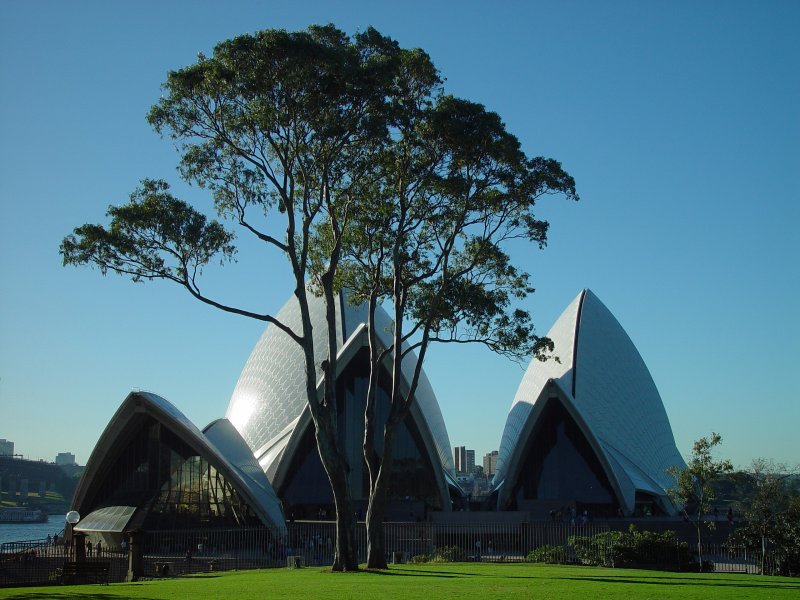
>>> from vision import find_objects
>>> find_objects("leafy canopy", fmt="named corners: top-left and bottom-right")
top-left (338, 93), bottom-right (578, 363)
top-left (668, 432), bottom-right (734, 520)
top-left (61, 25), bottom-right (437, 331)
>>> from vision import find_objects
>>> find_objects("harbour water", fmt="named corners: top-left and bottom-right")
top-left (0, 514), bottom-right (65, 545)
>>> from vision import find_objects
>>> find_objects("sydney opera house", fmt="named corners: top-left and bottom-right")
top-left (491, 289), bottom-right (684, 518)
top-left (71, 288), bottom-right (684, 540)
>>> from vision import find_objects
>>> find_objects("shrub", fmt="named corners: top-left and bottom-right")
top-left (432, 545), bottom-right (466, 562)
top-left (527, 545), bottom-right (567, 564)
top-left (409, 554), bottom-right (430, 563)
top-left (569, 525), bottom-right (692, 570)
top-left (570, 531), bottom-right (621, 566)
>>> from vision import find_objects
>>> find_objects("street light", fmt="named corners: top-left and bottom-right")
top-left (66, 510), bottom-right (81, 561)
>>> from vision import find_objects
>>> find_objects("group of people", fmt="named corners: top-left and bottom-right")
top-left (548, 506), bottom-right (590, 525)
top-left (45, 532), bottom-right (114, 557)
top-left (84, 538), bottom-right (103, 557)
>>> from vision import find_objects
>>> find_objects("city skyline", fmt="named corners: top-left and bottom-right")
top-left (1, 1), bottom-right (798, 470)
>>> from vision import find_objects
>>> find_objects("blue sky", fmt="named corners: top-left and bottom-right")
top-left (1, 1), bottom-right (797, 469)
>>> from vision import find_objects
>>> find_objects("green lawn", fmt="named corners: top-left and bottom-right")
top-left (0, 563), bottom-right (798, 600)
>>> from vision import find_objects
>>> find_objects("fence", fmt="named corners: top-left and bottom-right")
top-left (140, 521), bottom-right (609, 570)
top-left (0, 521), bottom-right (792, 587)
top-left (0, 537), bottom-right (128, 587)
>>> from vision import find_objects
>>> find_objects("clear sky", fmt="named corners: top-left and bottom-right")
top-left (1, 1), bottom-right (798, 470)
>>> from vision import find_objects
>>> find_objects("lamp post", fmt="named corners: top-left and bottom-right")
top-left (66, 510), bottom-right (84, 562)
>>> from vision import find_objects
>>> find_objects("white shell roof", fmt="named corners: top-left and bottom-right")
top-left (226, 290), bottom-right (456, 477)
top-left (74, 391), bottom-right (286, 534)
top-left (202, 417), bottom-right (286, 533)
top-left (494, 289), bottom-right (684, 511)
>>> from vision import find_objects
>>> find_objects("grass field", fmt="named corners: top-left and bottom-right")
top-left (0, 563), bottom-right (798, 600)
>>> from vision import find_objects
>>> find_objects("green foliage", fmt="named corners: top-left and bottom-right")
top-left (569, 531), bottom-right (621, 567)
top-left (668, 433), bottom-right (734, 520)
top-left (569, 525), bottom-right (692, 570)
top-left (432, 545), bottom-right (466, 562)
top-left (409, 554), bottom-right (430, 563)
top-left (401, 546), bottom-right (465, 563)
top-left (526, 545), bottom-right (567, 564)
top-left (62, 25), bottom-right (430, 319)
top-left (340, 92), bottom-right (578, 364)
top-left (667, 433), bottom-right (733, 571)
top-left (61, 179), bottom-right (236, 284)
top-left (727, 460), bottom-right (800, 576)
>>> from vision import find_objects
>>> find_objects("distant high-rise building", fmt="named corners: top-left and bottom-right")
top-left (483, 450), bottom-right (499, 477)
top-left (55, 452), bottom-right (76, 466)
top-left (454, 446), bottom-right (477, 474)
top-left (0, 439), bottom-right (13, 456)
top-left (454, 446), bottom-right (467, 474)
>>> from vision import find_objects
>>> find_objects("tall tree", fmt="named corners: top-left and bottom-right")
top-left (667, 433), bottom-right (733, 572)
top-left (339, 93), bottom-right (578, 568)
top-left (728, 459), bottom-right (800, 575)
top-left (60, 25), bottom-right (427, 571)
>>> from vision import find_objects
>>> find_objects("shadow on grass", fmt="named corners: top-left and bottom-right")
top-left (378, 567), bottom-right (538, 580)
top-left (382, 567), bottom-right (495, 578)
top-left (2, 594), bottom-right (161, 600)
top-left (366, 568), bottom-right (463, 578)
top-left (381, 566), bottom-right (799, 588)
top-left (563, 576), bottom-right (800, 591)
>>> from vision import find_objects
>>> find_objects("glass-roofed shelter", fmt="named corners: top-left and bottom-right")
top-left (71, 392), bottom-right (286, 548)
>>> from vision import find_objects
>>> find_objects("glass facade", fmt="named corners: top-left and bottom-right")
top-left (280, 349), bottom-right (442, 518)
top-left (84, 417), bottom-right (262, 530)
top-left (511, 398), bottom-right (618, 516)
top-left (634, 491), bottom-right (666, 517)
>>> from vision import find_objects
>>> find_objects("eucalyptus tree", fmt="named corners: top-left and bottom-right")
top-left (728, 459), bottom-right (800, 575)
top-left (60, 25), bottom-right (425, 571)
top-left (667, 433), bottom-right (734, 571)
top-left (340, 94), bottom-right (579, 568)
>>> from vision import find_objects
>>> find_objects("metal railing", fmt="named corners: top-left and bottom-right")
top-left (1, 521), bottom-right (794, 587)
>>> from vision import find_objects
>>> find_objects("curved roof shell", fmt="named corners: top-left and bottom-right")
top-left (494, 289), bottom-right (684, 514)
top-left (73, 391), bottom-right (286, 534)
top-left (226, 291), bottom-right (456, 496)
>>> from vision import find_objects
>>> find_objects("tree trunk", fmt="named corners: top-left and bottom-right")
top-left (296, 282), bottom-right (359, 571)
top-left (366, 426), bottom-right (396, 569)
top-left (314, 411), bottom-right (359, 571)
top-left (365, 483), bottom-right (388, 568)
top-left (696, 517), bottom-right (703, 572)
